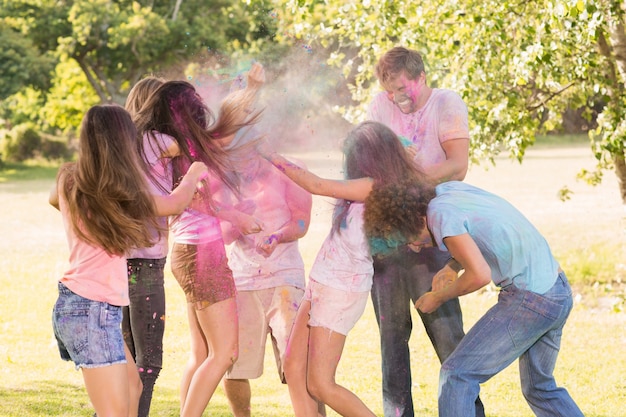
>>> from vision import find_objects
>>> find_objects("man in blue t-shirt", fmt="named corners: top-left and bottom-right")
top-left (364, 180), bottom-right (584, 417)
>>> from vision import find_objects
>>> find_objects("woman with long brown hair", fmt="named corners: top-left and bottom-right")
top-left (50, 104), bottom-right (208, 417)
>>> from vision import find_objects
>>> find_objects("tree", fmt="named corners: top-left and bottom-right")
top-left (0, 22), bottom-right (54, 100)
top-left (278, 0), bottom-right (626, 203)
top-left (0, 0), bottom-right (260, 105)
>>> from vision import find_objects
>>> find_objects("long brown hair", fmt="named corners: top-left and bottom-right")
top-left (59, 105), bottom-right (160, 255)
top-left (332, 121), bottom-right (429, 234)
top-left (125, 76), bottom-right (166, 118)
top-left (132, 80), bottom-right (261, 193)
top-left (125, 76), bottom-right (168, 193)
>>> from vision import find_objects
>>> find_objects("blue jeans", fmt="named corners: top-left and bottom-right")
top-left (53, 282), bottom-right (126, 369)
top-left (371, 247), bottom-right (484, 417)
top-left (438, 272), bottom-right (583, 417)
top-left (122, 258), bottom-right (166, 417)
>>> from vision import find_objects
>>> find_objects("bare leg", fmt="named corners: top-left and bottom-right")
top-left (179, 303), bottom-right (207, 415)
top-left (307, 326), bottom-right (376, 417)
top-left (84, 345), bottom-right (142, 417)
top-left (181, 297), bottom-right (239, 417)
top-left (224, 378), bottom-right (252, 417)
top-left (283, 300), bottom-right (323, 417)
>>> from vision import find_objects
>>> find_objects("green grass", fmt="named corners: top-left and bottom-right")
top-left (0, 160), bottom-right (61, 182)
top-left (2, 141), bottom-right (626, 416)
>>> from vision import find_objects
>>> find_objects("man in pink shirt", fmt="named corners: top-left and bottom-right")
top-left (367, 46), bottom-right (485, 417)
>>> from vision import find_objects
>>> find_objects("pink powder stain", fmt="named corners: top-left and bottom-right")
top-left (153, 312), bottom-right (157, 320)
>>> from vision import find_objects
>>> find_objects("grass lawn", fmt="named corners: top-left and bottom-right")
top-left (1, 143), bottom-right (625, 416)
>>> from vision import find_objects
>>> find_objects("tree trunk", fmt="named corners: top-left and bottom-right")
top-left (614, 150), bottom-right (626, 204)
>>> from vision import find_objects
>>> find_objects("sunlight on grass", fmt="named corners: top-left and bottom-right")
top-left (2, 147), bottom-right (625, 417)
top-left (0, 161), bottom-right (60, 182)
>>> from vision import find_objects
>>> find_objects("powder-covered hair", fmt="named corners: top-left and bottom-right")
top-left (364, 180), bottom-right (436, 256)
top-left (59, 105), bottom-right (161, 255)
top-left (132, 80), bottom-right (261, 194)
top-left (375, 46), bottom-right (426, 91)
top-left (331, 121), bottom-right (428, 235)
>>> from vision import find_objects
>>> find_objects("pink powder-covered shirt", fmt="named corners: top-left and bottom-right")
top-left (129, 131), bottom-right (175, 259)
top-left (58, 192), bottom-right (129, 306)
top-left (308, 203), bottom-right (373, 293)
top-left (367, 88), bottom-right (469, 171)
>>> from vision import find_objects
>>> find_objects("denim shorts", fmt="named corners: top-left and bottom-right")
top-left (52, 282), bottom-right (127, 369)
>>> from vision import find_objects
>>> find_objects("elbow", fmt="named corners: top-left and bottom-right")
top-left (475, 265), bottom-right (492, 288)
top-left (450, 163), bottom-right (469, 181)
top-left (453, 167), bottom-right (468, 181)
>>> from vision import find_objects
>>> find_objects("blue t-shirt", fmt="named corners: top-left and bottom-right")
top-left (428, 181), bottom-right (559, 293)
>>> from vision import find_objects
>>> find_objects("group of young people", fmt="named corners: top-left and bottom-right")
top-left (50, 46), bottom-right (584, 417)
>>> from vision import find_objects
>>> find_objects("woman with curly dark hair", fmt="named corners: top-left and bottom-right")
top-left (260, 121), bottom-right (434, 417)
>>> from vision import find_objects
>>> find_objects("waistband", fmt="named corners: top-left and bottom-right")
top-left (126, 257), bottom-right (167, 267)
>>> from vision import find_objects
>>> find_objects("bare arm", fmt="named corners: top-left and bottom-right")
top-left (49, 182), bottom-right (60, 210)
top-left (426, 138), bottom-right (469, 183)
top-left (414, 233), bottom-right (491, 313)
top-left (152, 161), bottom-right (208, 216)
top-left (256, 173), bottom-right (313, 257)
top-left (264, 151), bottom-right (374, 202)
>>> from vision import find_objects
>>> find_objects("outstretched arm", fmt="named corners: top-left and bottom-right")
top-left (263, 151), bottom-right (373, 202)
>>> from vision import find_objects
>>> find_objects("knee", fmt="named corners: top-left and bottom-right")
top-left (282, 354), bottom-right (305, 385)
top-left (306, 373), bottom-right (330, 403)
top-left (214, 343), bottom-right (238, 370)
top-left (439, 361), bottom-right (461, 391)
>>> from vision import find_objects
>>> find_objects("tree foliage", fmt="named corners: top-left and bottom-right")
top-left (2, 0), bottom-right (626, 204)
top-left (0, 22), bottom-right (54, 99)
top-left (278, 0), bottom-right (626, 203)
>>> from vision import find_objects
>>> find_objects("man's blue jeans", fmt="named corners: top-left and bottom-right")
top-left (371, 247), bottom-right (484, 417)
top-left (438, 272), bottom-right (584, 417)
top-left (122, 257), bottom-right (166, 417)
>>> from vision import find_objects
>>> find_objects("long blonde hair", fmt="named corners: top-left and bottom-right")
top-left (59, 105), bottom-right (160, 255)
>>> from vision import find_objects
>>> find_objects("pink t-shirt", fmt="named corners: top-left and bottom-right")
top-left (129, 131), bottom-right (175, 259)
top-left (367, 88), bottom-right (469, 172)
top-left (58, 193), bottom-right (129, 306)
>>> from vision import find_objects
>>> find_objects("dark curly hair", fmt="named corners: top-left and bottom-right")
top-left (331, 121), bottom-right (428, 235)
top-left (364, 179), bottom-right (435, 256)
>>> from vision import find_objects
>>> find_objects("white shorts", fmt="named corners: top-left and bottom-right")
top-left (305, 279), bottom-right (369, 336)
top-left (225, 286), bottom-right (304, 381)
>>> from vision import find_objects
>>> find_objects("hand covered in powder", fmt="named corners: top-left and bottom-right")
top-left (256, 232), bottom-right (281, 257)
top-left (246, 62), bottom-right (265, 93)
top-left (234, 212), bottom-right (265, 235)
